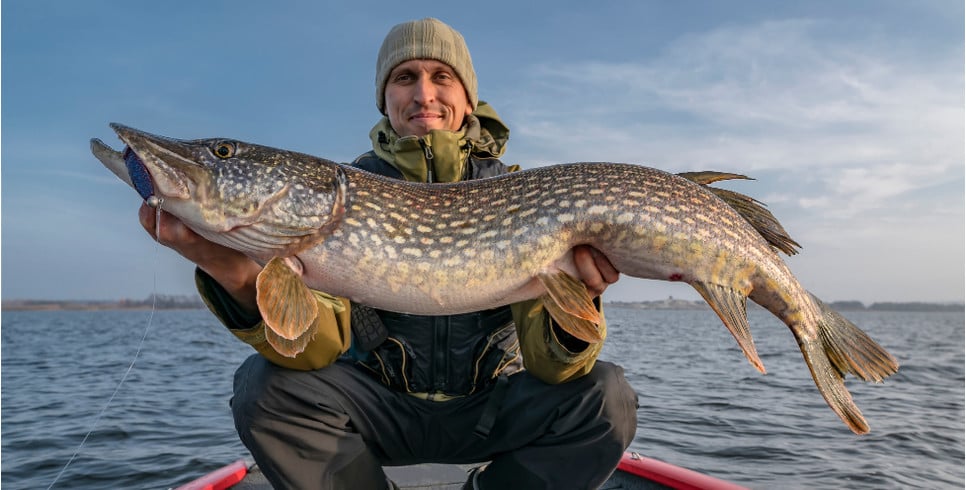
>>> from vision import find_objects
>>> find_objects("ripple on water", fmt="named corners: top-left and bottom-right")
top-left (2, 308), bottom-right (963, 489)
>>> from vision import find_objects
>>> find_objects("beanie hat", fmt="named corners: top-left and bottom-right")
top-left (375, 18), bottom-right (478, 114)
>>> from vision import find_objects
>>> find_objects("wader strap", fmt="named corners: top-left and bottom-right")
top-left (474, 373), bottom-right (509, 439)
top-left (350, 305), bottom-right (389, 352)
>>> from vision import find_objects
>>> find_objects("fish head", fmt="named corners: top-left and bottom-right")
top-left (92, 124), bottom-right (348, 259)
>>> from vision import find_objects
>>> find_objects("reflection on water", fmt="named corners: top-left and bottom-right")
top-left (2, 308), bottom-right (963, 489)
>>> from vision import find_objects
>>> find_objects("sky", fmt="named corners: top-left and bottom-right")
top-left (2, 0), bottom-right (963, 305)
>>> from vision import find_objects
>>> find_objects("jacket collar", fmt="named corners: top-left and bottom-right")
top-left (368, 101), bottom-right (509, 183)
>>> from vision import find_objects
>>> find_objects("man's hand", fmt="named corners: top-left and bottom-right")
top-left (138, 202), bottom-right (262, 314)
top-left (572, 245), bottom-right (619, 297)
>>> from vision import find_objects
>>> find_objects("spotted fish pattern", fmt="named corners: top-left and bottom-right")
top-left (91, 124), bottom-right (898, 434)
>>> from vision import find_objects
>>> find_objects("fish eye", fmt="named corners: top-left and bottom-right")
top-left (212, 141), bottom-right (236, 159)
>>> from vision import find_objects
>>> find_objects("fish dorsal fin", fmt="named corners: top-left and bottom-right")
top-left (691, 281), bottom-right (765, 373)
top-left (677, 171), bottom-right (801, 256)
top-left (537, 271), bottom-right (604, 343)
top-left (708, 187), bottom-right (801, 256)
top-left (256, 257), bottom-right (319, 357)
top-left (676, 171), bottom-right (750, 186)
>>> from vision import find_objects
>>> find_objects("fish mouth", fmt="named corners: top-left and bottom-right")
top-left (105, 123), bottom-right (198, 201)
top-left (122, 146), bottom-right (155, 200)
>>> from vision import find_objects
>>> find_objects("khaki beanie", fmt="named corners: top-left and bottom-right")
top-left (375, 18), bottom-right (478, 114)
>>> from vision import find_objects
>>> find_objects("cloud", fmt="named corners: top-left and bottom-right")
top-left (495, 17), bottom-right (963, 302)
top-left (501, 18), bottom-right (963, 217)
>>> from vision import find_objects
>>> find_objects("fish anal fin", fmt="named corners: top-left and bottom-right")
top-left (541, 294), bottom-right (604, 344)
top-left (256, 257), bottom-right (319, 349)
top-left (692, 281), bottom-right (765, 373)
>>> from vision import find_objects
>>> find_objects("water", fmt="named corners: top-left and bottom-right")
top-left (602, 307), bottom-right (965, 489)
top-left (2, 307), bottom-right (963, 489)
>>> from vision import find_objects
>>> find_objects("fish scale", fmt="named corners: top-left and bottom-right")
top-left (91, 123), bottom-right (898, 434)
top-left (310, 163), bottom-right (750, 313)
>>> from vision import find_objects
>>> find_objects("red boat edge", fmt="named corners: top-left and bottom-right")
top-left (175, 452), bottom-right (747, 490)
top-left (618, 452), bottom-right (748, 490)
top-left (174, 459), bottom-right (249, 490)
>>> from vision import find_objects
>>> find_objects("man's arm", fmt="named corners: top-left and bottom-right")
top-left (138, 202), bottom-right (262, 314)
top-left (512, 244), bottom-right (620, 384)
top-left (138, 202), bottom-right (351, 369)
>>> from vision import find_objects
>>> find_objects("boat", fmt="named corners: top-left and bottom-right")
top-left (174, 451), bottom-right (748, 490)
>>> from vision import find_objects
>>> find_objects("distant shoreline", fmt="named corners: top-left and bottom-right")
top-left (1, 296), bottom-right (206, 312)
top-left (3, 297), bottom-right (962, 313)
top-left (606, 298), bottom-right (964, 312)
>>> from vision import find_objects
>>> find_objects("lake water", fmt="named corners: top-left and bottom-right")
top-left (2, 307), bottom-right (963, 489)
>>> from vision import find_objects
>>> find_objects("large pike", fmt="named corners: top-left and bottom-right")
top-left (91, 124), bottom-right (897, 434)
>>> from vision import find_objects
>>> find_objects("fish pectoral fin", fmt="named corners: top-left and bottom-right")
top-left (265, 321), bottom-right (318, 358)
top-left (256, 257), bottom-right (320, 353)
top-left (537, 271), bottom-right (603, 343)
top-left (692, 281), bottom-right (765, 373)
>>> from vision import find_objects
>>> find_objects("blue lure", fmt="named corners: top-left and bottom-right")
top-left (123, 147), bottom-right (155, 200)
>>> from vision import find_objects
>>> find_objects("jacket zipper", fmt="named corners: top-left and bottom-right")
top-left (420, 139), bottom-right (434, 183)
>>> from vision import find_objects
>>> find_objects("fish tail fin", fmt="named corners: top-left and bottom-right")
top-left (798, 294), bottom-right (900, 434)
top-left (798, 334), bottom-right (870, 434)
top-left (692, 282), bottom-right (766, 373)
top-left (810, 294), bottom-right (900, 383)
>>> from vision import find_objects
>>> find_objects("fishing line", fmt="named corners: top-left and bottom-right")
top-left (47, 199), bottom-right (165, 489)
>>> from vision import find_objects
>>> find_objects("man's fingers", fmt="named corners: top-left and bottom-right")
top-left (589, 247), bottom-right (619, 284)
top-left (138, 202), bottom-right (158, 238)
top-left (573, 245), bottom-right (619, 297)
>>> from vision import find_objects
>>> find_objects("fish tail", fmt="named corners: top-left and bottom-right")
top-left (798, 294), bottom-right (900, 434)
top-left (810, 293), bottom-right (899, 383)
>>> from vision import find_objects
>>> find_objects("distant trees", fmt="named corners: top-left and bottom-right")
top-left (830, 300), bottom-right (963, 312)
top-left (119, 294), bottom-right (205, 309)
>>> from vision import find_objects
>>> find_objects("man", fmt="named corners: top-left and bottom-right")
top-left (140, 18), bottom-right (638, 489)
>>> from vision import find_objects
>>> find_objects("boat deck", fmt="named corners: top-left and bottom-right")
top-left (232, 462), bottom-right (667, 489)
top-left (176, 452), bottom-right (747, 490)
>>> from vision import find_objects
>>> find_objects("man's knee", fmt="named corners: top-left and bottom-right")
top-left (586, 361), bottom-right (639, 446)
top-left (231, 354), bottom-right (272, 437)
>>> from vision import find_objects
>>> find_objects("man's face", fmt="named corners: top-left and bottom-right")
top-left (384, 59), bottom-right (473, 138)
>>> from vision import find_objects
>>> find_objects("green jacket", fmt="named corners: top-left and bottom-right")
top-left (196, 102), bottom-right (605, 385)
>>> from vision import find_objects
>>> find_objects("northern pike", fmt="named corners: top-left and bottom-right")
top-left (90, 123), bottom-right (898, 434)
